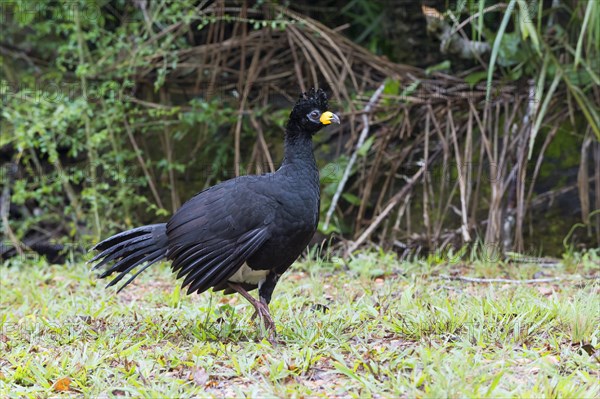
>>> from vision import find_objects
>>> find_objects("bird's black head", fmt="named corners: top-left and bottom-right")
top-left (286, 88), bottom-right (340, 135)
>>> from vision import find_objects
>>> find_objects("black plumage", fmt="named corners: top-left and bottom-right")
top-left (90, 88), bottom-right (340, 342)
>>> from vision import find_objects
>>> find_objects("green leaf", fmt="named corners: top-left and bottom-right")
top-left (485, 371), bottom-right (505, 397)
top-left (497, 32), bottom-right (524, 67)
top-left (399, 80), bottom-right (421, 102)
top-left (574, 0), bottom-right (595, 69)
top-left (425, 60), bottom-right (451, 75)
top-left (383, 78), bottom-right (400, 96)
top-left (318, 220), bottom-right (340, 235)
top-left (357, 135), bottom-right (375, 157)
top-left (464, 71), bottom-right (488, 88)
top-left (342, 192), bottom-right (361, 206)
top-left (517, 0), bottom-right (540, 54)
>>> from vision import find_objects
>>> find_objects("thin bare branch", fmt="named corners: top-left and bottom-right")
top-left (124, 118), bottom-right (165, 210)
top-left (323, 83), bottom-right (385, 231)
top-left (439, 275), bottom-right (598, 284)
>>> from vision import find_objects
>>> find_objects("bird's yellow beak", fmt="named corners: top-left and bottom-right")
top-left (320, 111), bottom-right (341, 125)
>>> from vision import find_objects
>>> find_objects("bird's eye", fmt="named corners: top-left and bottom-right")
top-left (309, 110), bottom-right (320, 119)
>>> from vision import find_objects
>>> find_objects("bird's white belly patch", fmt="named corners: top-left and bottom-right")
top-left (228, 263), bottom-right (269, 286)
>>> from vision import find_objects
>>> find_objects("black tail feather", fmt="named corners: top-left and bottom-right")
top-left (114, 253), bottom-right (165, 293)
top-left (89, 234), bottom-right (153, 265)
top-left (90, 223), bottom-right (168, 291)
top-left (91, 225), bottom-right (152, 251)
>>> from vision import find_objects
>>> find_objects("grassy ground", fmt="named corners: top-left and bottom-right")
top-left (1, 249), bottom-right (599, 398)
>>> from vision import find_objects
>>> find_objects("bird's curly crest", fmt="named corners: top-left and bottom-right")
top-left (295, 88), bottom-right (328, 111)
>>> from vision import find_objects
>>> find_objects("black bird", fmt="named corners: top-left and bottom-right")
top-left (90, 88), bottom-right (340, 342)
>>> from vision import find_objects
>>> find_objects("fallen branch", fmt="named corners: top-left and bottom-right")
top-left (323, 83), bottom-right (385, 231)
top-left (439, 274), bottom-right (599, 284)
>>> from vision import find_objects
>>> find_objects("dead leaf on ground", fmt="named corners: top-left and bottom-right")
top-left (191, 367), bottom-right (209, 386)
top-left (219, 296), bottom-right (238, 305)
top-left (580, 344), bottom-right (596, 356)
top-left (537, 286), bottom-right (555, 296)
top-left (205, 379), bottom-right (219, 388)
top-left (52, 376), bottom-right (71, 392)
top-left (544, 355), bottom-right (560, 365)
top-left (288, 272), bottom-right (306, 281)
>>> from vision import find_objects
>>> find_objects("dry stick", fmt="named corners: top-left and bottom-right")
top-left (250, 116), bottom-right (275, 173)
top-left (160, 89), bottom-right (180, 212)
top-left (287, 27), bottom-right (318, 89)
top-left (439, 275), bottom-right (598, 284)
top-left (346, 164), bottom-right (424, 256)
top-left (595, 139), bottom-right (600, 247)
top-left (434, 173), bottom-right (461, 242)
top-left (578, 132), bottom-right (593, 223)
top-left (323, 83), bottom-right (385, 231)
top-left (429, 106), bottom-right (449, 242)
top-left (470, 125), bottom-right (486, 229)
top-left (515, 119), bottom-right (533, 251)
top-left (464, 105), bottom-right (473, 227)
top-left (524, 124), bottom-right (559, 212)
top-left (448, 3), bottom-right (508, 37)
top-left (288, 25), bottom-right (340, 98)
top-left (356, 126), bottom-right (392, 229)
top-left (123, 119), bottom-right (164, 210)
top-left (47, 158), bottom-right (84, 221)
top-left (234, 13), bottom-right (248, 178)
top-left (280, 6), bottom-right (359, 90)
top-left (207, 11), bottom-right (225, 110)
top-left (422, 113), bottom-right (432, 244)
top-left (530, 177), bottom-right (596, 209)
top-left (346, 149), bottom-right (441, 256)
top-left (287, 33), bottom-right (306, 93)
top-left (448, 108), bottom-right (472, 242)
top-left (1, 163), bottom-right (25, 257)
top-left (233, 29), bottom-right (265, 177)
top-left (127, 97), bottom-right (183, 110)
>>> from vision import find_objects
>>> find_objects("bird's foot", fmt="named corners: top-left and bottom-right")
top-left (228, 283), bottom-right (279, 344)
top-left (252, 297), bottom-right (278, 344)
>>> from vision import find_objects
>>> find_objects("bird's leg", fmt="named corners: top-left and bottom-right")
top-left (227, 282), bottom-right (276, 344)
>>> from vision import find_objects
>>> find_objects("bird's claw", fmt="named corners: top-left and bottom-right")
top-left (253, 299), bottom-right (278, 344)
top-left (227, 283), bottom-right (280, 344)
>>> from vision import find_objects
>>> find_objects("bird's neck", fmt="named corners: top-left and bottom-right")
top-left (281, 129), bottom-right (317, 170)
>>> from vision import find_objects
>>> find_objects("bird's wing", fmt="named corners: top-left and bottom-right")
top-left (165, 177), bottom-right (275, 294)
top-left (170, 227), bottom-right (270, 295)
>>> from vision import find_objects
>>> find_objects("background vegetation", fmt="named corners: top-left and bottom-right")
top-left (1, 0), bottom-right (599, 260)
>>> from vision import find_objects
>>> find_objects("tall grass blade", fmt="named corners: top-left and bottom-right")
top-left (486, 0), bottom-right (516, 101)
top-left (529, 69), bottom-right (561, 160)
top-left (574, 1), bottom-right (594, 69)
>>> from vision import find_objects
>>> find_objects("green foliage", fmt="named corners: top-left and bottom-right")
top-left (2, 0), bottom-right (598, 254)
top-left (339, 0), bottom-right (387, 54)
top-left (1, 0), bottom-right (282, 244)
top-left (482, 0), bottom-right (599, 139)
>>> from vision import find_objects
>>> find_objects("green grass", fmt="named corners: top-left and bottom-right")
top-left (1, 250), bottom-right (599, 398)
